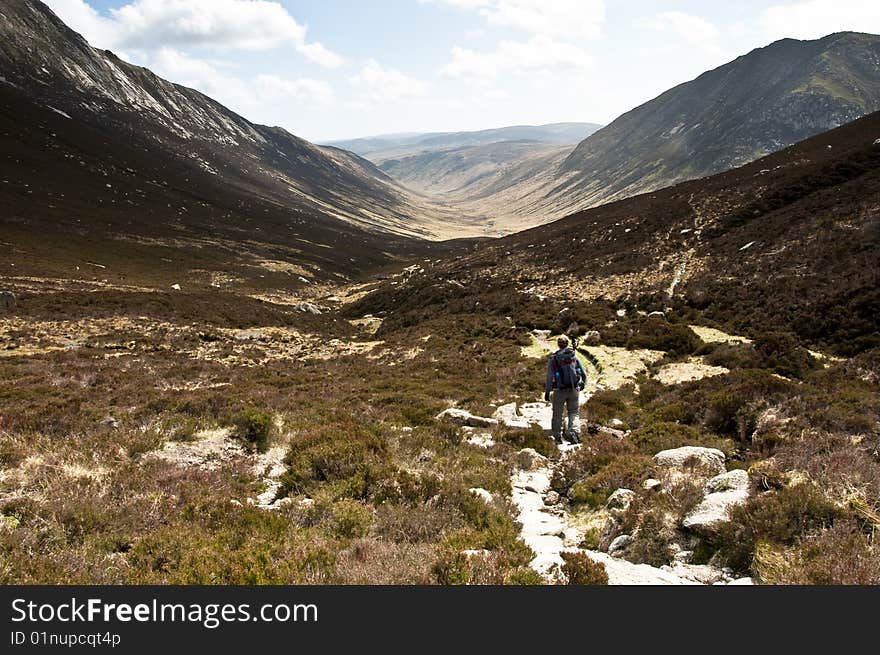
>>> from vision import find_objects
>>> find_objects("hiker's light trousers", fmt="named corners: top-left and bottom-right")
top-left (551, 387), bottom-right (580, 440)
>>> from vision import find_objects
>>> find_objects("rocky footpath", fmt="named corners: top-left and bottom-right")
top-left (441, 400), bottom-right (755, 585)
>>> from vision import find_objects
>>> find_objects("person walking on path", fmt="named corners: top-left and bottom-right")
top-left (543, 335), bottom-right (587, 444)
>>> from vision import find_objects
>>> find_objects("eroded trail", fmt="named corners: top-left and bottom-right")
top-left (500, 400), bottom-right (751, 585)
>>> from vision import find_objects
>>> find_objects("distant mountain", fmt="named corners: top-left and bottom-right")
top-left (325, 123), bottom-right (601, 159)
top-left (0, 0), bottom-right (484, 290)
top-left (328, 123), bottom-right (602, 235)
top-left (404, 32), bottom-right (880, 230)
top-left (361, 110), bottom-right (880, 355)
top-left (549, 31), bottom-right (880, 212)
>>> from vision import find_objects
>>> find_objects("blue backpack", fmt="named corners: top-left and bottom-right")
top-left (552, 350), bottom-right (579, 389)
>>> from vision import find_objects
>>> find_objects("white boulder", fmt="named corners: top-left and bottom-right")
top-left (606, 488), bottom-right (635, 512)
top-left (436, 408), bottom-right (498, 428)
top-left (683, 469), bottom-right (750, 534)
top-left (653, 446), bottom-right (726, 477)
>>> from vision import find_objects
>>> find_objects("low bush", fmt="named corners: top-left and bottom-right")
top-left (231, 409), bottom-right (273, 452)
top-left (629, 421), bottom-right (733, 456)
top-left (561, 551), bottom-right (608, 585)
top-left (550, 433), bottom-right (637, 494)
top-left (569, 455), bottom-right (655, 508)
top-left (494, 423), bottom-right (555, 458)
top-left (753, 331), bottom-right (820, 379)
top-left (713, 483), bottom-right (842, 573)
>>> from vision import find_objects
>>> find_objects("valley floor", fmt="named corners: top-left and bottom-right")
top-left (1, 264), bottom-right (878, 585)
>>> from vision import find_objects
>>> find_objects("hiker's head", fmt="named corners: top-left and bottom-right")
top-left (557, 336), bottom-right (569, 349)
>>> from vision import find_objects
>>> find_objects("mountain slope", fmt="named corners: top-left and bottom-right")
top-left (355, 110), bottom-right (880, 356)
top-left (0, 0), bottom-right (481, 256)
top-left (325, 123), bottom-right (601, 159)
top-left (551, 31), bottom-right (880, 212)
top-left (405, 32), bottom-right (879, 230)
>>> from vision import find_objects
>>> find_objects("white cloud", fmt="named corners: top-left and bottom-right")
top-left (424, 0), bottom-right (605, 39)
top-left (146, 48), bottom-right (333, 118)
top-left (649, 11), bottom-right (722, 55)
top-left (349, 59), bottom-right (428, 103)
top-left (148, 47), bottom-right (250, 105)
top-left (255, 74), bottom-right (334, 105)
top-left (758, 0), bottom-right (880, 42)
top-left (43, 0), bottom-right (343, 67)
top-left (440, 35), bottom-right (592, 79)
top-left (42, 0), bottom-right (118, 48)
top-left (295, 42), bottom-right (344, 69)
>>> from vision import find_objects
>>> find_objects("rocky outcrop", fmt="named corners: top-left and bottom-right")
top-left (295, 302), bottom-right (322, 315)
top-left (683, 469), bottom-right (751, 534)
top-left (653, 446), bottom-right (726, 478)
top-left (515, 448), bottom-right (549, 471)
top-left (606, 488), bottom-right (635, 512)
top-left (608, 534), bottom-right (633, 558)
top-left (436, 408), bottom-right (498, 428)
top-left (584, 551), bottom-right (700, 585)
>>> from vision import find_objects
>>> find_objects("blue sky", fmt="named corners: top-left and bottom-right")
top-left (44, 1), bottom-right (880, 142)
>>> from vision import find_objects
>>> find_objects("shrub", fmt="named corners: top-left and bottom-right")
top-left (550, 433), bottom-right (637, 494)
top-left (752, 517), bottom-right (880, 586)
top-left (504, 567), bottom-right (545, 585)
top-left (278, 418), bottom-right (390, 500)
top-left (627, 509), bottom-right (674, 567)
top-left (561, 551), bottom-right (608, 585)
top-left (753, 331), bottom-right (819, 379)
top-left (629, 421), bottom-right (732, 456)
top-left (232, 409), bottom-right (272, 452)
top-left (494, 423), bottom-right (555, 458)
top-left (622, 317), bottom-right (701, 358)
top-left (569, 455), bottom-right (655, 508)
top-left (713, 483), bottom-right (842, 574)
top-left (704, 343), bottom-right (763, 370)
top-left (583, 387), bottom-right (639, 428)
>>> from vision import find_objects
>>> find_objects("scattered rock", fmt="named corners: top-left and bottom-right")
top-left (417, 448), bottom-right (434, 462)
top-left (608, 534), bottom-right (633, 558)
top-left (610, 418), bottom-right (624, 427)
top-left (543, 490), bottom-right (561, 506)
top-left (674, 550), bottom-right (694, 564)
top-left (653, 446), bottom-right (726, 478)
top-left (469, 488), bottom-right (493, 504)
top-left (664, 562), bottom-right (726, 585)
top-left (643, 478), bottom-right (662, 492)
top-left (705, 468), bottom-right (749, 494)
top-left (171, 284), bottom-right (181, 291)
top-left (0, 291), bottom-right (16, 310)
top-left (99, 415), bottom-right (120, 429)
top-left (682, 469), bottom-right (750, 534)
top-left (727, 577), bottom-right (755, 585)
top-left (295, 302), bottom-right (322, 315)
top-left (606, 488), bottom-right (635, 512)
top-left (582, 330), bottom-right (601, 345)
top-left (648, 311), bottom-right (666, 318)
top-left (585, 551), bottom-right (699, 585)
top-left (515, 448), bottom-right (548, 471)
top-left (436, 407), bottom-right (498, 428)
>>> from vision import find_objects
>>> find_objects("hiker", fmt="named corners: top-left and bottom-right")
top-left (543, 335), bottom-right (587, 444)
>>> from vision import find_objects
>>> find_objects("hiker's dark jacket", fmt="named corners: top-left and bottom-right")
top-left (545, 347), bottom-right (588, 393)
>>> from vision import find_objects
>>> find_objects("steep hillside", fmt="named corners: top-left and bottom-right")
top-left (406, 32), bottom-right (879, 230)
top-left (356, 111), bottom-right (880, 356)
top-left (0, 0), bottom-right (482, 285)
top-left (552, 32), bottom-right (880, 212)
top-left (378, 141), bottom-right (571, 200)
top-left (326, 123), bottom-right (601, 159)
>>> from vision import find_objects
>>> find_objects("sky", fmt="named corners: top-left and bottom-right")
top-left (42, 0), bottom-right (880, 142)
